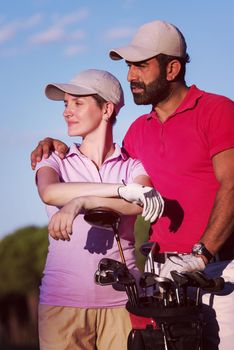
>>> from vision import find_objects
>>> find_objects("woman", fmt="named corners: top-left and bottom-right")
top-left (35, 69), bottom-right (163, 350)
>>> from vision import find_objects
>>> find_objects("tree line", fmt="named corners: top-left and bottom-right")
top-left (0, 217), bottom-right (149, 348)
top-left (0, 226), bottom-right (48, 348)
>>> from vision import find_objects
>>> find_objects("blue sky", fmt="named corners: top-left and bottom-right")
top-left (0, 0), bottom-right (233, 238)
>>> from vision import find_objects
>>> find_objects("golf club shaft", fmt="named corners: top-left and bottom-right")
top-left (196, 287), bottom-right (201, 306)
top-left (113, 231), bottom-right (126, 264)
top-left (125, 285), bottom-right (136, 306)
top-left (161, 323), bottom-right (169, 350)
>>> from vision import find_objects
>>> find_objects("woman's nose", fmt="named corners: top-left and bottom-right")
top-left (63, 105), bottom-right (73, 118)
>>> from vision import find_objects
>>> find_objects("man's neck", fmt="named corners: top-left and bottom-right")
top-left (154, 84), bottom-right (189, 123)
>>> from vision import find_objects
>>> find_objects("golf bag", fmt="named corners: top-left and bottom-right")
top-left (87, 209), bottom-right (224, 350)
top-left (127, 297), bottom-right (203, 350)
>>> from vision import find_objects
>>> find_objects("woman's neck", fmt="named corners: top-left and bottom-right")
top-left (79, 127), bottom-right (115, 169)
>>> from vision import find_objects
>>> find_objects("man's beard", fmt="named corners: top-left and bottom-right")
top-left (130, 73), bottom-right (171, 106)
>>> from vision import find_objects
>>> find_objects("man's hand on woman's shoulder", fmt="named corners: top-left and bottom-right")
top-left (30, 137), bottom-right (69, 169)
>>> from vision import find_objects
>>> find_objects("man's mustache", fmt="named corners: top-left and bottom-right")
top-left (130, 82), bottom-right (145, 90)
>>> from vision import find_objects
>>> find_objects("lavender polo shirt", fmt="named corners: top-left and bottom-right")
top-left (35, 143), bottom-right (147, 308)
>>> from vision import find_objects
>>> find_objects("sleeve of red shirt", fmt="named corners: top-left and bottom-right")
top-left (204, 96), bottom-right (234, 158)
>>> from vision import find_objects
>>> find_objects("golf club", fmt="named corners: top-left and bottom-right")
top-left (98, 257), bottom-right (125, 272)
top-left (140, 272), bottom-right (174, 306)
top-left (181, 272), bottom-right (202, 306)
top-left (139, 272), bottom-right (159, 289)
top-left (113, 266), bottom-right (139, 306)
top-left (95, 258), bottom-right (127, 286)
top-left (85, 208), bottom-right (139, 306)
top-left (191, 271), bottom-right (225, 292)
top-left (154, 276), bottom-right (174, 307)
top-left (94, 269), bottom-right (117, 285)
top-left (170, 271), bottom-right (190, 306)
top-left (140, 241), bottom-right (160, 274)
top-left (84, 208), bottom-right (126, 264)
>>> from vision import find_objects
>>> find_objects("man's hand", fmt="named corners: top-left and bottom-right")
top-left (159, 254), bottom-right (206, 280)
top-left (48, 197), bottom-right (84, 241)
top-left (31, 137), bottom-right (69, 170)
top-left (118, 183), bottom-right (164, 222)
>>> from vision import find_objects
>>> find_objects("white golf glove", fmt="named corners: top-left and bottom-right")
top-left (118, 183), bottom-right (164, 223)
top-left (159, 254), bottom-right (206, 280)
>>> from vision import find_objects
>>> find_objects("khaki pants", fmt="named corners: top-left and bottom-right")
top-left (38, 304), bottom-right (132, 350)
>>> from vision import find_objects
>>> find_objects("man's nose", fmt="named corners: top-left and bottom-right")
top-left (127, 65), bottom-right (139, 82)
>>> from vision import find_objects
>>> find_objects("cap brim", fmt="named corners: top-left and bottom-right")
top-left (45, 83), bottom-right (97, 100)
top-left (109, 45), bottom-right (157, 62)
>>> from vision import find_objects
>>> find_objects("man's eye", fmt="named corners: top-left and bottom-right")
top-left (137, 63), bottom-right (146, 68)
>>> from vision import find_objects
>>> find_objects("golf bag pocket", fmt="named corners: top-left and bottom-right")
top-left (127, 297), bottom-right (204, 350)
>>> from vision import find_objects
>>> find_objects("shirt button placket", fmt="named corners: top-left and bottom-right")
top-left (159, 124), bottom-right (165, 155)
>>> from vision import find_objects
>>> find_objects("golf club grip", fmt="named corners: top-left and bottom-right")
top-left (202, 276), bottom-right (225, 292)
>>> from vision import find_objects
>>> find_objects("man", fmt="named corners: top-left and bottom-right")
top-left (31, 20), bottom-right (234, 349)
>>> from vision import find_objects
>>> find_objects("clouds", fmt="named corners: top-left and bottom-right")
top-left (64, 44), bottom-right (86, 57)
top-left (0, 6), bottom-right (135, 58)
top-left (0, 14), bottom-right (42, 44)
top-left (105, 27), bottom-right (135, 40)
top-left (28, 26), bottom-right (86, 46)
top-left (29, 26), bottom-right (65, 45)
top-left (28, 10), bottom-right (88, 45)
top-left (0, 9), bottom-right (89, 57)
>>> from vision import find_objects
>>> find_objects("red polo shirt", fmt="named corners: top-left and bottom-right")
top-left (123, 85), bottom-right (234, 252)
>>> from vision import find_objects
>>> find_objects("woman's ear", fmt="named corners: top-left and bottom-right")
top-left (102, 101), bottom-right (115, 122)
top-left (166, 59), bottom-right (182, 81)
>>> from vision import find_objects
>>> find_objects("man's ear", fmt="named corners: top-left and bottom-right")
top-left (102, 101), bottom-right (115, 122)
top-left (166, 59), bottom-right (182, 81)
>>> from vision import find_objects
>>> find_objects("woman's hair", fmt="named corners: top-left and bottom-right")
top-left (156, 53), bottom-right (190, 83)
top-left (92, 94), bottom-right (117, 125)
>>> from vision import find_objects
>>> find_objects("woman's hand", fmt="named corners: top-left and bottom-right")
top-left (48, 197), bottom-right (85, 241)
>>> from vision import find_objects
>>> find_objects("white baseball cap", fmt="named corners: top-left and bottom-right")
top-left (109, 20), bottom-right (187, 62)
top-left (45, 69), bottom-right (124, 114)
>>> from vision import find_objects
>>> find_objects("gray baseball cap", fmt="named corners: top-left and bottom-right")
top-left (45, 69), bottom-right (124, 114)
top-left (109, 20), bottom-right (187, 62)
